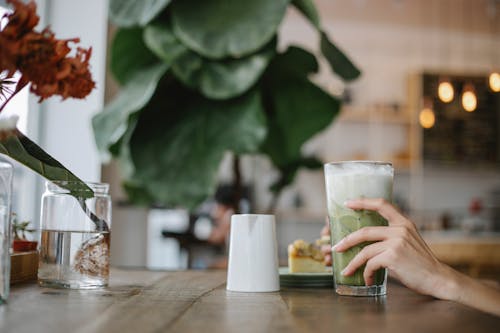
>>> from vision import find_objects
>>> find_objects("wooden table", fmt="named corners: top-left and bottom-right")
top-left (1, 269), bottom-right (498, 333)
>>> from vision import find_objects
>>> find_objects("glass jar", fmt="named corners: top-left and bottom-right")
top-left (38, 181), bottom-right (111, 289)
top-left (0, 159), bottom-right (13, 303)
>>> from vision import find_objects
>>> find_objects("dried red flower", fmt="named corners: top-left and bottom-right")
top-left (0, 0), bottom-right (95, 110)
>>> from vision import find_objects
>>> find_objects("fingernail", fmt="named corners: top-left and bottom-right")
top-left (332, 240), bottom-right (343, 252)
top-left (343, 200), bottom-right (352, 207)
top-left (341, 268), bottom-right (348, 276)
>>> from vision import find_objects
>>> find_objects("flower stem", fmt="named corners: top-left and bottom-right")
top-left (0, 79), bottom-right (27, 113)
top-left (77, 198), bottom-right (110, 232)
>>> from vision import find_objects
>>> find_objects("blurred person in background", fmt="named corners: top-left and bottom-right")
top-left (205, 184), bottom-right (251, 268)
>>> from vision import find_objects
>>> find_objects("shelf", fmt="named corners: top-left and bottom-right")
top-left (338, 105), bottom-right (412, 125)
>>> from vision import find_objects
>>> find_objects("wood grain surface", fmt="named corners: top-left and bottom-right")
top-left (10, 251), bottom-right (38, 284)
top-left (1, 269), bottom-right (498, 333)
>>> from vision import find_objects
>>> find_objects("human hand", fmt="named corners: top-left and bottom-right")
top-left (332, 198), bottom-right (456, 300)
top-left (320, 218), bottom-right (332, 266)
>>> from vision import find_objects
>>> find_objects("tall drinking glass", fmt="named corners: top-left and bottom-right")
top-left (0, 159), bottom-right (13, 303)
top-left (324, 161), bottom-right (393, 296)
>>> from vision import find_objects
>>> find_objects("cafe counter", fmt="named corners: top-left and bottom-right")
top-left (424, 231), bottom-right (500, 278)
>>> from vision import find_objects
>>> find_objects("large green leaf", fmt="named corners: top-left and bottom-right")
top-left (171, 0), bottom-right (290, 59)
top-left (267, 45), bottom-right (318, 76)
top-left (320, 31), bottom-right (361, 81)
top-left (272, 80), bottom-right (339, 158)
top-left (0, 130), bottom-right (92, 198)
top-left (117, 116), bottom-right (157, 207)
top-left (109, 0), bottom-right (171, 27)
top-left (261, 47), bottom-right (340, 167)
top-left (127, 86), bottom-right (266, 209)
top-left (110, 28), bottom-right (160, 84)
top-left (143, 21), bottom-right (274, 99)
top-left (292, 0), bottom-right (320, 29)
top-left (123, 181), bottom-right (156, 207)
top-left (109, 112), bottom-right (156, 206)
top-left (92, 63), bottom-right (168, 161)
top-left (112, 115), bottom-right (139, 179)
top-left (172, 42), bottom-right (275, 100)
top-left (143, 22), bottom-right (188, 64)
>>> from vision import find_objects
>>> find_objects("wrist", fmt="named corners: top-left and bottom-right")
top-left (434, 263), bottom-right (463, 302)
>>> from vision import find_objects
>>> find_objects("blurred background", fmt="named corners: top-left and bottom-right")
top-left (1, 0), bottom-right (499, 279)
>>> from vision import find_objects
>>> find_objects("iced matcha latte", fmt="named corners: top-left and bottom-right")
top-left (324, 161), bottom-right (393, 296)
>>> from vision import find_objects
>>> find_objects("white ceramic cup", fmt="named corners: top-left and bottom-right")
top-left (226, 214), bottom-right (280, 292)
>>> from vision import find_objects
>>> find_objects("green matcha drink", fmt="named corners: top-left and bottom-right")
top-left (324, 161), bottom-right (393, 296)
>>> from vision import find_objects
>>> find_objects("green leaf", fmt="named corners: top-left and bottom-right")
top-left (286, 3), bottom-right (361, 82)
top-left (171, 0), bottom-right (290, 59)
top-left (272, 80), bottom-right (339, 160)
top-left (128, 86), bottom-right (266, 209)
top-left (172, 42), bottom-right (275, 100)
top-left (261, 47), bottom-right (340, 167)
top-left (0, 130), bottom-right (93, 198)
top-left (292, 0), bottom-right (320, 29)
top-left (320, 31), bottom-right (361, 81)
top-left (109, 0), bottom-right (171, 27)
top-left (115, 114), bottom-right (139, 180)
top-left (92, 63), bottom-right (169, 161)
top-left (267, 45), bottom-right (318, 77)
top-left (122, 180), bottom-right (156, 207)
top-left (143, 22), bottom-right (188, 64)
top-left (110, 28), bottom-right (160, 84)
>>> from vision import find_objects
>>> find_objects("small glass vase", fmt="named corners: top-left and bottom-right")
top-left (38, 181), bottom-right (111, 289)
top-left (0, 159), bottom-right (13, 303)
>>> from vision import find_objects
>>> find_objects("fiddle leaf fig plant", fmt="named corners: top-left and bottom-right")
top-left (94, 0), bottom-right (361, 211)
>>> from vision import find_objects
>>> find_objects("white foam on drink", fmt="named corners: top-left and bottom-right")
top-left (324, 162), bottom-right (393, 210)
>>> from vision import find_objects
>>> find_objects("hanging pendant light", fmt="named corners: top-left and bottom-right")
top-left (438, 78), bottom-right (454, 103)
top-left (461, 84), bottom-right (477, 112)
top-left (489, 72), bottom-right (500, 92)
top-left (419, 99), bottom-right (435, 129)
top-left (419, 107), bottom-right (435, 129)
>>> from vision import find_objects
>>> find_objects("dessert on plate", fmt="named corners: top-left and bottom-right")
top-left (288, 239), bottom-right (326, 273)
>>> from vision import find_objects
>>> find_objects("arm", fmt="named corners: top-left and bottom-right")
top-left (333, 198), bottom-right (500, 317)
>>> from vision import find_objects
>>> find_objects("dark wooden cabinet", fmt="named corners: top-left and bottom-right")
top-left (421, 73), bottom-right (500, 167)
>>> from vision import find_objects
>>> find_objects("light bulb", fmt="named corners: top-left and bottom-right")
top-left (419, 107), bottom-right (435, 129)
top-left (438, 80), bottom-right (454, 103)
top-left (489, 72), bottom-right (500, 92)
top-left (461, 86), bottom-right (477, 112)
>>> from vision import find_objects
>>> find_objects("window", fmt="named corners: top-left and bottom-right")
top-left (1, 5), bottom-right (36, 227)
top-left (1, 0), bottom-right (108, 229)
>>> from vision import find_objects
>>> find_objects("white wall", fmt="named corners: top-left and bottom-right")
top-left (280, 2), bottom-right (499, 107)
top-left (40, 0), bottom-right (108, 182)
